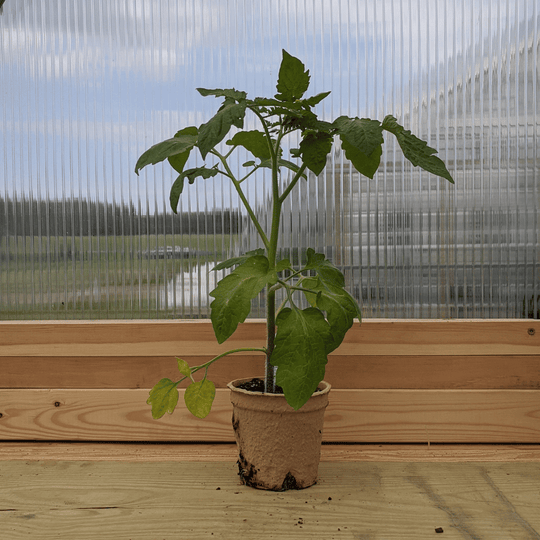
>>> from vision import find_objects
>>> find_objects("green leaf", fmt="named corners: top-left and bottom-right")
top-left (302, 277), bottom-right (361, 353)
top-left (197, 88), bottom-right (248, 101)
top-left (298, 132), bottom-right (333, 176)
top-left (135, 134), bottom-right (198, 175)
top-left (211, 248), bottom-right (266, 272)
top-left (301, 91), bottom-right (331, 107)
top-left (270, 307), bottom-right (332, 410)
top-left (382, 115), bottom-right (454, 184)
top-left (275, 50), bottom-right (311, 102)
top-left (275, 258), bottom-right (292, 272)
top-left (184, 379), bottom-right (216, 419)
top-left (226, 130), bottom-right (271, 160)
top-left (253, 97), bottom-right (294, 107)
top-left (146, 378), bottom-right (179, 419)
top-left (168, 127), bottom-right (198, 174)
top-left (259, 158), bottom-right (307, 179)
top-left (177, 358), bottom-right (191, 378)
top-left (198, 102), bottom-right (247, 159)
top-left (340, 136), bottom-right (382, 179)
top-left (169, 167), bottom-right (219, 213)
top-left (303, 248), bottom-right (345, 287)
top-left (210, 255), bottom-right (270, 343)
top-left (332, 116), bottom-right (383, 157)
top-left (332, 117), bottom-right (384, 178)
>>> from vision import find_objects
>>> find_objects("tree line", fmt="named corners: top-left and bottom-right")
top-left (0, 197), bottom-right (242, 237)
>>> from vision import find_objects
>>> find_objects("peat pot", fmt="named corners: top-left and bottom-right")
top-left (227, 377), bottom-right (331, 491)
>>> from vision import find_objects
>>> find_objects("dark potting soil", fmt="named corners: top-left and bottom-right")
top-left (237, 378), bottom-right (284, 394)
top-left (236, 378), bottom-right (323, 394)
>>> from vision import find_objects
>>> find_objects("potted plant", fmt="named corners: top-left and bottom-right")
top-left (135, 50), bottom-right (454, 491)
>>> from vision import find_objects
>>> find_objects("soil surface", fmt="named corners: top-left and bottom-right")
top-left (236, 378), bottom-right (323, 394)
top-left (237, 378), bottom-right (285, 394)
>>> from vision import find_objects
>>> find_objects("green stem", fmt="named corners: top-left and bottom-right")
top-left (279, 162), bottom-right (308, 204)
top-left (263, 125), bottom-right (286, 394)
top-left (178, 347), bottom-right (267, 385)
top-left (210, 149), bottom-right (270, 250)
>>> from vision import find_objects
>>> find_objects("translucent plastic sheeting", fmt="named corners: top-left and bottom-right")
top-left (0, 0), bottom-right (538, 319)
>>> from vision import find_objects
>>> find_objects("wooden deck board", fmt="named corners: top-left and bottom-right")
top-left (2, 388), bottom-right (540, 443)
top-left (1, 459), bottom-right (539, 539)
top-left (2, 443), bottom-right (540, 462)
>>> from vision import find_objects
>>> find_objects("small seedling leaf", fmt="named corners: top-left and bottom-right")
top-left (147, 378), bottom-right (179, 419)
top-left (177, 358), bottom-right (191, 378)
top-left (184, 379), bottom-right (216, 419)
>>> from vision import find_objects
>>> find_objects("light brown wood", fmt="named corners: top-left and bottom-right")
top-left (1, 460), bottom-right (539, 539)
top-left (1, 319), bottom-right (538, 357)
top-left (2, 442), bottom-right (540, 462)
top-left (2, 354), bottom-right (540, 389)
top-left (2, 388), bottom-right (540, 443)
top-left (1, 319), bottom-right (538, 445)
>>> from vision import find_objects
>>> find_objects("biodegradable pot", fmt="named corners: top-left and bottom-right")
top-left (227, 377), bottom-right (331, 491)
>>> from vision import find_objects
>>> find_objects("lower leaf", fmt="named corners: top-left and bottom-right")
top-left (270, 307), bottom-right (332, 410)
top-left (184, 379), bottom-right (216, 419)
top-left (147, 378), bottom-right (179, 419)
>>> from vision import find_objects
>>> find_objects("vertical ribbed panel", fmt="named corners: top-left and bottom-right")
top-left (0, 0), bottom-right (538, 319)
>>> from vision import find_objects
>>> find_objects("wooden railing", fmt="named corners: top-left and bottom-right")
top-left (1, 319), bottom-right (539, 443)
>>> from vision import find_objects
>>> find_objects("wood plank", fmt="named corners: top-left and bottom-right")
top-left (2, 354), bottom-right (540, 389)
top-left (2, 442), bottom-right (540, 462)
top-left (1, 388), bottom-right (540, 443)
top-left (1, 319), bottom-right (538, 357)
top-left (1, 460), bottom-right (539, 539)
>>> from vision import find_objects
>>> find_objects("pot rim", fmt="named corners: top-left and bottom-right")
top-left (227, 376), bottom-right (331, 397)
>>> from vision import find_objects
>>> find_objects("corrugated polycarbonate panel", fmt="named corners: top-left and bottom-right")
top-left (0, 0), bottom-right (538, 319)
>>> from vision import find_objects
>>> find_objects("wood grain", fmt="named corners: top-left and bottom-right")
top-left (2, 442), bottom-right (540, 462)
top-left (1, 460), bottom-right (539, 539)
top-left (1, 319), bottom-right (538, 357)
top-left (1, 388), bottom-right (540, 443)
top-left (2, 354), bottom-right (540, 389)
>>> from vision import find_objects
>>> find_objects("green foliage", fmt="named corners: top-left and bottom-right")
top-left (209, 255), bottom-right (270, 343)
top-left (226, 130), bottom-right (271, 160)
top-left (138, 49), bottom-right (454, 418)
top-left (275, 50), bottom-right (311, 102)
top-left (184, 379), bottom-right (216, 419)
top-left (197, 102), bottom-right (247, 159)
top-left (270, 307), bottom-right (332, 410)
top-left (169, 166), bottom-right (218, 213)
top-left (146, 378), bottom-right (179, 419)
top-left (134, 133), bottom-right (197, 175)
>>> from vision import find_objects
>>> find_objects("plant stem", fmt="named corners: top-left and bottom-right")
top-left (263, 125), bottom-right (285, 394)
top-left (210, 149), bottom-right (270, 250)
top-left (265, 288), bottom-right (276, 393)
top-left (279, 162), bottom-right (308, 204)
